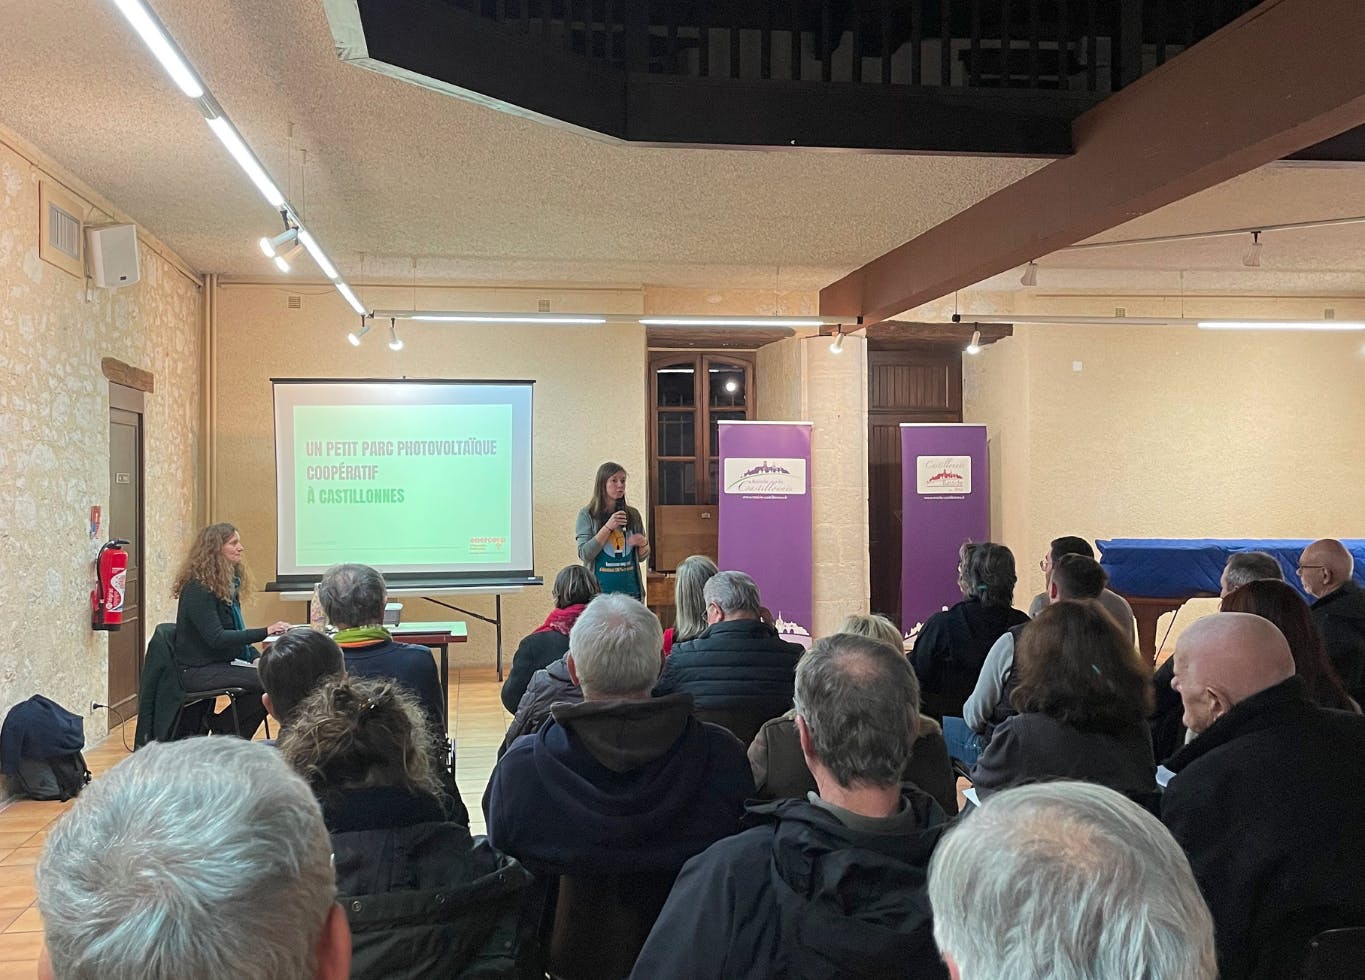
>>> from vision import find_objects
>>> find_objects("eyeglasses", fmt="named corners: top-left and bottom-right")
top-left (1296, 564), bottom-right (1326, 573)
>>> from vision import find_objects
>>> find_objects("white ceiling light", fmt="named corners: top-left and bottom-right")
top-left (641, 317), bottom-right (830, 327)
top-left (1242, 231), bottom-right (1263, 268)
top-left (296, 229), bottom-right (338, 280)
top-left (109, 0), bottom-right (204, 98)
top-left (388, 321), bottom-right (404, 351)
top-left (407, 314), bottom-right (606, 325)
top-left (272, 242), bottom-right (303, 273)
top-left (204, 115), bottom-right (285, 209)
top-left (829, 330), bottom-right (845, 354)
top-left (335, 282), bottom-right (367, 316)
top-left (259, 227), bottom-right (297, 258)
top-left (1197, 321), bottom-right (1365, 331)
top-left (1020, 261), bottom-right (1039, 287)
top-left (347, 320), bottom-right (370, 346)
top-left (965, 329), bottom-right (982, 355)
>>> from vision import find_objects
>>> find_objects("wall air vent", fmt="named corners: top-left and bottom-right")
top-left (288, 295), bottom-right (303, 310)
top-left (38, 180), bottom-right (86, 278)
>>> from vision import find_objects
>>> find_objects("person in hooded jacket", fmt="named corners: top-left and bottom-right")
top-left (279, 675), bottom-right (530, 980)
top-left (630, 632), bottom-right (950, 980)
top-left (484, 593), bottom-right (753, 881)
top-left (500, 564), bottom-right (599, 713)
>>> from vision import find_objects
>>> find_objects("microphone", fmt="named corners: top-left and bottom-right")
top-left (615, 493), bottom-right (627, 515)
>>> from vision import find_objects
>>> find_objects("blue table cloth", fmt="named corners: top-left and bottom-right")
top-left (1097, 539), bottom-right (1365, 600)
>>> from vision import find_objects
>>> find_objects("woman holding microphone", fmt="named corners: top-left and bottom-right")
top-left (575, 461), bottom-right (649, 599)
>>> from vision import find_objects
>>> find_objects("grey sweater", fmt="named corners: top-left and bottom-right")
top-left (574, 504), bottom-right (644, 561)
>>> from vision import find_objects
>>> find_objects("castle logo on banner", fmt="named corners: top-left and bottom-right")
top-left (723, 458), bottom-right (808, 496)
top-left (916, 455), bottom-right (972, 495)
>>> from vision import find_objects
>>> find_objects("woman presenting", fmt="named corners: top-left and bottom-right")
top-left (171, 522), bottom-right (289, 738)
top-left (575, 461), bottom-right (649, 599)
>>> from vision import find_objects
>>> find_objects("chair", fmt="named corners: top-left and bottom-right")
top-left (693, 705), bottom-right (778, 747)
top-left (169, 677), bottom-right (250, 740)
top-left (1300, 926), bottom-right (1365, 979)
top-left (546, 871), bottom-right (677, 980)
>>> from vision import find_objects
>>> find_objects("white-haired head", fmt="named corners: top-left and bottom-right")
top-left (568, 593), bottom-right (664, 698)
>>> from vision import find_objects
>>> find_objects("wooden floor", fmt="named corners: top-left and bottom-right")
top-left (0, 669), bottom-right (512, 977)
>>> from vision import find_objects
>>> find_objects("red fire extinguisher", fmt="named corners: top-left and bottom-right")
top-left (92, 539), bottom-right (130, 631)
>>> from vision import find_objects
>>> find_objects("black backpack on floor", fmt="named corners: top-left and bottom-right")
top-left (1, 695), bottom-right (90, 801)
top-left (16, 753), bottom-right (91, 801)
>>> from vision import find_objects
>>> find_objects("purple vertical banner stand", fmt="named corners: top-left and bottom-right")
top-left (900, 424), bottom-right (990, 636)
top-left (718, 421), bottom-right (814, 649)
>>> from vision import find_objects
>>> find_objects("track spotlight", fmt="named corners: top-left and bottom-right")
top-left (347, 319), bottom-right (370, 346)
top-left (1242, 231), bottom-right (1263, 268)
top-left (388, 320), bottom-right (404, 351)
top-left (259, 227), bottom-right (298, 258)
top-left (830, 329), bottom-right (845, 354)
top-left (1020, 261), bottom-right (1039, 287)
top-left (272, 242), bottom-right (303, 272)
top-left (966, 329), bottom-right (982, 355)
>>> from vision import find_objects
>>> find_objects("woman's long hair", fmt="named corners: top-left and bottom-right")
top-left (278, 676), bottom-right (441, 798)
top-left (673, 554), bottom-right (719, 643)
top-left (170, 522), bottom-right (251, 603)
top-left (836, 613), bottom-right (905, 653)
top-left (586, 461), bottom-right (628, 522)
top-left (1012, 600), bottom-right (1153, 735)
top-left (1221, 579), bottom-right (1353, 711)
top-left (961, 541), bottom-right (1018, 608)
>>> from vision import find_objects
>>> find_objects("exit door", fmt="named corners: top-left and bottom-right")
top-left (108, 391), bottom-right (144, 712)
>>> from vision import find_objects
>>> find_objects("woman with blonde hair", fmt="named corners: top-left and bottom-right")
top-left (664, 554), bottom-right (719, 655)
top-left (280, 676), bottom-right (530, 979)
top-left (171, 522), bottom-right (288, 737)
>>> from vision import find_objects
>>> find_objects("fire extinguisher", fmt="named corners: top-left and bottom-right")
top-left (92, 539), bottom-right (130, 631)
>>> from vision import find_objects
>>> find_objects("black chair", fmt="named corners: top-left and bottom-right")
top-left (693, 705), bottom-right (779, 748)
top-left (546, 871), bottom-right (677, 980)
top-left (1301, 926), bottom-right (1365, 979)
top-left (169, 667), bottom-right (270, 741)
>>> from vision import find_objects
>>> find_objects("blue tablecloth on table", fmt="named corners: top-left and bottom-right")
top-left (1097, 539), bottom-right (1365, 600)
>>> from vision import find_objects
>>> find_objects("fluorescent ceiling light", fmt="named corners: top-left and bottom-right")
top-left (335, 282), bottom-right (367, 316)
top-left (408, 314), bottom-right (606, 325)
top-left (295, 228), bottom-right (338, 280)
top-left (205, 115), bottom-right (285, 208)
top-left (110, 0), bottom-right (204, 98)
top-left (640, 318), bottom-right (828, 327)
top-left (1197, 321), bottom-right (1365, 331)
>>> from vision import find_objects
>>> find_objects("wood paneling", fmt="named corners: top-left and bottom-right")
top-left (653, 504), bottom-right (719, 571)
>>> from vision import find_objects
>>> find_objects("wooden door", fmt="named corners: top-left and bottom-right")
top-left (867, 348), bottom-right (963, 628)
top-left (108, 394), bottom-right (145, 712)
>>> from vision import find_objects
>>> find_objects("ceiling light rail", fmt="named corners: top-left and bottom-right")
top-left (964, 314), bottom-right (1365, 331)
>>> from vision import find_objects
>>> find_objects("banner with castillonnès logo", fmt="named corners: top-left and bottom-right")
top-left (901, 423), bottom-right (990, 641)
top-left (718, 421), bottom-right (813, 649)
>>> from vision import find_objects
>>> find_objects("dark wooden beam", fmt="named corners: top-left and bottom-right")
top-left (646, 326), bottom-right (794, 350)
top-left (820, 0), bottom-right (1365, 323)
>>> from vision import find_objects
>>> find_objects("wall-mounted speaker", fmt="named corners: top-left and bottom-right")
top-left (86, 224), bottom-right (141, 289)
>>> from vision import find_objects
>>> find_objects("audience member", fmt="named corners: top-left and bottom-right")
top-left (1298, 538), bottom-right (1365, 703)
top-left (499, 652), bottom-right (579, 755)
top-left (749, 613), bottom-right (957, 814)
top-left (500, 564), bottom-right (598, 713)
top-left (280, 676), bottom-right (530, 979)
top-left (258, 628), bottom-right (345, 729)
top-left (632, 633), bottom-right (950, 979)
top-left (1027, 535), bottom-right (1136, 638)
top-left (1220, 550), bottom-right (1284, 597)
top-left (654, 570), bottom-right (803, 744)
top-left (485, 593), bottom-right (752, 878)
top-left (964, 553), bottom-right (1109, 740)
top-left (663, 554), bottom-right (718, 655)
top-left (971, 600), bottom-right (1156, 802)
top-left (928, 781), bottom-right (1217, 980)
top-left (35, 738), bottom-right (350, 980)
top-left (913, 541), bottom-right (1029, 720)
top-left (1222, 579), bottom-right (1355, 712)
top-left (1163, 613), bottom-right (1365, 980)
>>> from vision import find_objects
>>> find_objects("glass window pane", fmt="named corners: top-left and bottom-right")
top-left (710, 410), bottom-right (746, 455)
top-left (708, 363), bottom-right (746, 409)
top-left (657, 363), bottom-right (696, 407)
top-left (658, 412), bottom-right (695, 458)
top-left (658, 461), bottom-right (697, 505)
top-left (708, 459), bottom-right (719, 504)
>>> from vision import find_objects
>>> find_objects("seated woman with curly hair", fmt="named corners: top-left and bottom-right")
top-left (279, 676), bottom-right (530, 979)
top-left (971, 599), bottom-right (1157, 804)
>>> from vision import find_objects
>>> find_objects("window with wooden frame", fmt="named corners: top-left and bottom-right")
top-left (647, 351), bottom-right (755, 570)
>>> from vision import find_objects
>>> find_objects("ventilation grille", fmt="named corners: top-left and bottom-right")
top-left (537, 299), bottom-right (551, 312)
top-left (287, 295), bottom-right (302, 310)
top-left (49, 203), bottom-right (81, 259)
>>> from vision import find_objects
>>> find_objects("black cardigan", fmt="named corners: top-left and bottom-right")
top-left (173, 579), bottom-right (266, 667)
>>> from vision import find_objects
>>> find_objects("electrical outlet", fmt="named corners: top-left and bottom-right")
top-left (91, 701), bottom-right (103, 713)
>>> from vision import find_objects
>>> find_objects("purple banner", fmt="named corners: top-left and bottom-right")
top-left (718, 421), bottom-right (813, 648)
top-left (901, 424), bottom-right (990, 636)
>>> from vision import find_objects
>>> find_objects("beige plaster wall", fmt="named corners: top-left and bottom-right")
top-left (0, 125), bottom-right (203, 733)
top-left (757, 334), bottom-right (871, 634)
top-left (211, 282), bottom-right (648, 668)
top-left (965, 322), bottom-right (1365, 651)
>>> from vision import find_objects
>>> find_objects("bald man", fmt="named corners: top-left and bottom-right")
top-left (1162, 613), bottom-right (1365, 980)
top-left (1298, 538), bottom-right (1365, 703)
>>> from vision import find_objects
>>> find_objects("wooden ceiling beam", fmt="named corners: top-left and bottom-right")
top-left (820, 0), bottom-right (1365, 324)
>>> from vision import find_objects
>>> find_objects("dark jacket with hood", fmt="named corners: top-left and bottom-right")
top-left (484, 693), bottom-right (753, 878)
top-left (499, 655), bottom-right (581, 756)
top-left (654, 618), bottom-right (803, 720)
top-left (323, 786), bottom-right (531, 980)
top-left (1311, 579), bottom-right (1365, 704)
top-left (1161, 676), bottom-right (1365, 980)
top-left (500, 630), bottom-right (572, 713)
top-left (628, 789), bottom-right (951, 980)
top-left (912, 597), bottom-right (1029, 720)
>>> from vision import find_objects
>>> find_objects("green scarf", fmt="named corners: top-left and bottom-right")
top-left (332, 625), bottom-right (391, 645)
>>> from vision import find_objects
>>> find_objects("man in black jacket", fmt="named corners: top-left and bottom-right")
top-left (1163, 612), bottom-right (1365, 980)
top-left (1298, 538), bottom-right (1365, 703)
top-left (631, 633), bottom-right (949, 980)
top-left (654, 570), bottom-right (803, 744)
